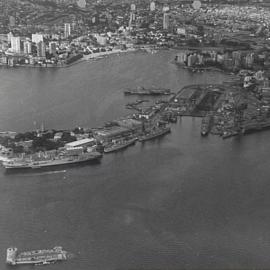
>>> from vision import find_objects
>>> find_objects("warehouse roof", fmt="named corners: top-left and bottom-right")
top-left (65, 138), bottom-right (95, 148)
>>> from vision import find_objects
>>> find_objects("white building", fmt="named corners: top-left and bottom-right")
top-left (162, 5), bottom-right (170, 13)
top-left (9, 16), bottom-right (16, 27)
top-left (130, 3), bottom-right (136, 11)
top-left (64, 23), bottom-right (71, 38)
top-left (32, 33), bottom-right (43, 44)
top-left (7, 32), bottom-right (14, 43)
top-left (163, 13), bottom-right (170, 30)
top-left (150, 1), bottom-right (155, 11)
top-left (129, 12), bottom-right (136, 28)
top-left (23, 40), bottom-right (32, 54)
top-left (95, 34), bottom-right (107, 46)
top-left (37, 41), bottom-right (46, 58)
top-left (77, 0), bottom-right (86, 8)
top-left (49, 42), bottom-right (57, 55)
top-left (176, 52), bottom-right (187, 64)
top-left (65, 138), bottom-right (96, 149)
top-left (10, 36), bottom-right (21, 53)
top-left (177, 27), bottom-right (186, 35)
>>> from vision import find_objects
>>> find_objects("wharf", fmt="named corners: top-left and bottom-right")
top-left (171, 84), bottom-right (225, 117)
top-left (2, 77), bottom-right (270, 165)
top-left (242, 119), bottom-right (270, 133)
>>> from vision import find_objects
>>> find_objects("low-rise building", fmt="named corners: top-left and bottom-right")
top-left (64, 138), bottom-right (96, 148)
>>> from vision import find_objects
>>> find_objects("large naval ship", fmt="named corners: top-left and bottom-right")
top-left (2, 148), bottom-right (102, 170)
top-left (139, 127), bottom-right (171, 142)
top-left (6, 246), bottom-right (69, 266)
top-left (201, 114), bottom-right (213, 136)
top-left (124, 86), bottom-right (172, 96)
top-left (103, 137), bottom-right (137, 153)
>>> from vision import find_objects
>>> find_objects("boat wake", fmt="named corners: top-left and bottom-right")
top-left (30, 170), bottom-right (67, 176)
top-left (9, 170), bottom-right (67, 177)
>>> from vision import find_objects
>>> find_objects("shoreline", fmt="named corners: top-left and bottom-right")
top-left (83, 48), bottom-right (137, 61)
top-left (0, 48), bottom-right (138, 69)
top-left (173, 61), bottom-right (237, 75)
top-left (0, 77), bottom-right (268, 159)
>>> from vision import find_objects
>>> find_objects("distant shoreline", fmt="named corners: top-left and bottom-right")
top-left (0, 48), bottom-right (138, 69)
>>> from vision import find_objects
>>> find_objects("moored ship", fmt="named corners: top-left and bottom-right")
top-left (124, 86), bottom-right (172, 96)
top-left (222, 130), bottom-right (239, 139)
top-left (6, 246), bottom-right (69, 266)
top-left (2, 149), bottom-right (102, 170)
top-left (104, 138), bottom-right (137, 153)
top-left (201, 114), bottom-right (213, 136)
top-left (139, 127), bottom-right (171, 142)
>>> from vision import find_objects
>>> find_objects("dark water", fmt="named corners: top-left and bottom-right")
top-left (0, 51), bottom-right (270, 270)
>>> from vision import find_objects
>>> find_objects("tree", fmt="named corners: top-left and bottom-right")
top-left (61, 132), bottom-right (76, 143)
top-left (197, 25), bottom-right (204, 36)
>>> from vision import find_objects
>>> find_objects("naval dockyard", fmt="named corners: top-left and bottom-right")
top-left (0, 69), bottom-right (270, 171)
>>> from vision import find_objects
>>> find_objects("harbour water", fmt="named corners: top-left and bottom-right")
top-left (0, 50), bottom-right (270, 269)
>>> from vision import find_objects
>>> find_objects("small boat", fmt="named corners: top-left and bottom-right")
top-left (222, 130), bottom-right (239, 139)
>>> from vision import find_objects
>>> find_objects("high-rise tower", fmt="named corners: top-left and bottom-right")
top-left (150, 1), bottom-right (155, 11)
top-left (64, 23), bottom-right (71, 38)
top-left (163, 13), bottom-right (170, 30)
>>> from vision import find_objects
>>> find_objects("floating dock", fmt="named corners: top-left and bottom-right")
top-left (6, 246), bottom-right (68, 266)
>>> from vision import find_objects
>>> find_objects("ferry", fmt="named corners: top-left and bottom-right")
top-left (2, 150), bottom-right (102, 170)
top-left (139, 127), bottom-right (171, 142)
top-left (6, 246), bottom-right (69, 266)
top-left (104, 138), bottom-right (137, 153)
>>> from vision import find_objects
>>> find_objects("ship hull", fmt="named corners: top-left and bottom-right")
top-left (104, 139), bottom-right (137, 153)
top-left (124, 87), bottom-right (171, 96)
top-left (200, 115), bottom-right (213, 137)
top-left (139, 128), bottom-right (171, 142)
top-left (124, 91), bottom-right (171, 96)
top-left (9, 258), bottom-right (58, 265)
top-left (3, 153), bottom-right (102, 171)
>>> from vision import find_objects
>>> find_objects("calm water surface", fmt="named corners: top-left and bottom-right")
top-left (0, 51), bottom-right (270, 270)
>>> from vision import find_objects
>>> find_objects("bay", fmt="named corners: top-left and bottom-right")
top-left (0, 50), bottom-right (269, 270)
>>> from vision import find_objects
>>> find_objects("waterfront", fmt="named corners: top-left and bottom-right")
top-left (1, 50), bottom-right (270, 269)
top-left (0, 50), bottom-right (226, 132)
